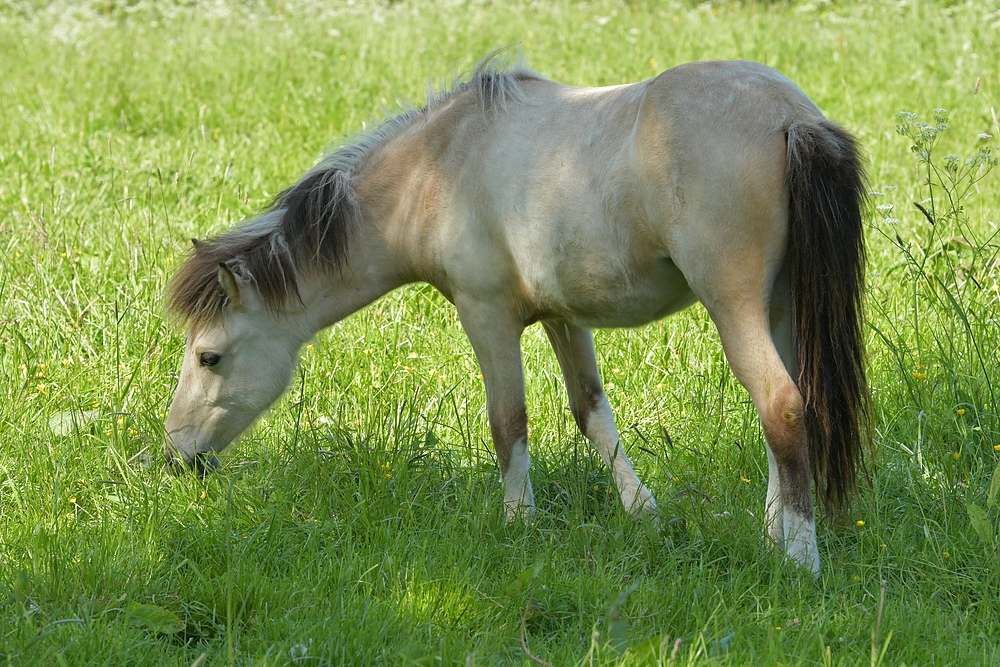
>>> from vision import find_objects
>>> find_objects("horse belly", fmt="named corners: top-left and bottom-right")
top-left (555, 255), bottom-right (697, 329)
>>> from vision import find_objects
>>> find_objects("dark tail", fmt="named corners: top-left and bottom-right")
top-left (785, 120), bottom-right (871, 515)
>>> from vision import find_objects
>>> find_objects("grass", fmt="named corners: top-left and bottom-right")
top-left (1, 0), bottom-right (999, 664)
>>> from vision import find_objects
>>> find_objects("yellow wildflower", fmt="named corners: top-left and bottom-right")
top-left (856, 520), bottom-right (865, 527)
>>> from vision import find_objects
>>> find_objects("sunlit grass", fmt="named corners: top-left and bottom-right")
top-left (2, 0), bottom-right (999, 664)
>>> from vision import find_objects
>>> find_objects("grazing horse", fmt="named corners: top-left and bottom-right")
top-left (164, 58), bottom-right (869, 575)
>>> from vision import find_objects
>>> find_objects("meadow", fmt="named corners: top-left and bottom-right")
top-left (1, 0), bottom-right (999, 664)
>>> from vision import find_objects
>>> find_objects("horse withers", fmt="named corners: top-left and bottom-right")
top-left (164, 58), bottom-right (869, 575)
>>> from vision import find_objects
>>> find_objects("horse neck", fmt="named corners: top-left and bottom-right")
top-left (297, 130), bottom-right (449, 333)
top-left (349, 141), bottom-right (444, 289)
top-left (295, 217), bottom-right (405, 334)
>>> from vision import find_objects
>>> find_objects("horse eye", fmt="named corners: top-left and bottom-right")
top-left (199, 352), bottom-right (221, 368)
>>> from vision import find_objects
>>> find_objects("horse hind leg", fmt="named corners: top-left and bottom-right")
top-left (542, 320), bottom-right (656, 515)
top-left (765, 264), bottom-right (797, 552)
top-left (710, 299), bottom-right (819, 575)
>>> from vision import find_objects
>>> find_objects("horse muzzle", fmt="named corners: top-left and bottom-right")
top-left (164, 428), bottom-right (221, 476)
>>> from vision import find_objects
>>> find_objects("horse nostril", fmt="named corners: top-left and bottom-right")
top-left (165, 452), bottom-right (189, 476)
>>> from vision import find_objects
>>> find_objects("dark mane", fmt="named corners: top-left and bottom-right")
top-left (166, 55), bottom-right (538, 325)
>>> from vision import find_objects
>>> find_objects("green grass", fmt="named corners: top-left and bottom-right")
top-left (2, 0), bottom-right (999, 664)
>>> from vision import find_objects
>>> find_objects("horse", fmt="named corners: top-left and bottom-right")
top-left (164, 57), bottom-right (869, 575)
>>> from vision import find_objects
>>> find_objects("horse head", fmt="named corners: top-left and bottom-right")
top-left (164, 260), bottom-right (305, 473)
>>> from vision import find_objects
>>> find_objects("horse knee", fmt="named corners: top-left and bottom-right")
top-left (760, 385), bottom-right (806, 460)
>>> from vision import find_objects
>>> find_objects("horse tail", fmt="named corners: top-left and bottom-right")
top-left (785, 120), bottom-right (870, 515)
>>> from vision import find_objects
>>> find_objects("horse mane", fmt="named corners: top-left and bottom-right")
top-left (167, 54), bottom-right (538, 325)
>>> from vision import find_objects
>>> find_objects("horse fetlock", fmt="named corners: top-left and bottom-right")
top-left (621, 482), bottom-right (658, 515)
top-left (782, 509), bottom-right (820, 576)
top-left (503, 479), bottom-right (536, 521)
top-left (502, 446), bottom-right (534, 520)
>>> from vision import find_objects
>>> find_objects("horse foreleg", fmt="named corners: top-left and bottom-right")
top-left (456, 297), bottom-right (534, 519)
top-left (542, 320), bottom-right (656, 515)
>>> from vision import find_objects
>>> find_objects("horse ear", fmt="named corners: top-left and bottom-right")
top-left (191, 238), bottom-right (203, 250)
top-left (217, 262), bottom-right (242, 307)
